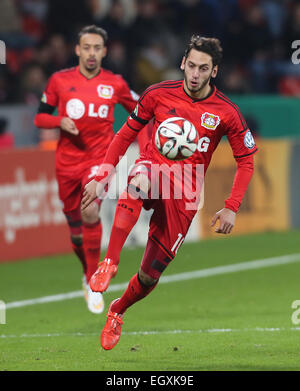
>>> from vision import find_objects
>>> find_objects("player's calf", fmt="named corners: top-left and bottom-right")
top-left (70, 235), bottom-right (87, 275)
top-left (102, 180), bottom-right (149, 264)
top-left (91, 176), bottom-right (151, 294)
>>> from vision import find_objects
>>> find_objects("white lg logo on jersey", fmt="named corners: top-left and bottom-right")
top-left (66, 99), bottom-right (109, 119)
top-left (88, 104), bottom-right (109, 118)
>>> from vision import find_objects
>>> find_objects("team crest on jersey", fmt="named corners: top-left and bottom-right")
top-left (97, 85), bottom-right (114, 99)
top-left (201, 112), bottom-right (220, 130)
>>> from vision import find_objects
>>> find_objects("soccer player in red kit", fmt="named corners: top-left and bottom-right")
top-left (81, 35), bottom-right (258, 347)
top-left (34, 25), bottom-right (141, 314)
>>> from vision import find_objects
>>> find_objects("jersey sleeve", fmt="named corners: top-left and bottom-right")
top-left (41, 73), bottom-right (59, 107)
top-left (225, 107), bottom-right (258, 159)
top-left (117, 76), bottom-right (139, 113)
top-left (94, 86), bottom-right (157, 181)
top-left (224, 155), bottom-right (254, 212)
top-left (126, 86), bottom-right (156, 132)
top-left (95, 122), bottom-right (138, 182)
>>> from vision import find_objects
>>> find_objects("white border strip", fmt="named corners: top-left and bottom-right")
top-left (5, 252), bottom-right (300, 310)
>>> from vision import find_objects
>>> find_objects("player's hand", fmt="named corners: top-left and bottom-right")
top-left (81, 179), bottom-right (105, 210)
top-left (81, 179), bottom-right (98, 210)
top-left (60, 117), bottom-right (79, 135)
top-left (211, 208), bottom-right (236, 234)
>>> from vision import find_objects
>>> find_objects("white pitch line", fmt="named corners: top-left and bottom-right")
top-left (1, 327), bottom-right (300, 339)
top-left (5, 252), bottom-right (300, 310)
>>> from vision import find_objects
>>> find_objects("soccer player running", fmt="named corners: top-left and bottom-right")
top-left (34, 25), bottom-right (141, 314)
top-left (81, 35), bottom-right (258, 348)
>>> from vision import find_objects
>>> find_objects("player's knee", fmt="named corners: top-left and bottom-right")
top-left (66, 209), bottom-right (82, 236)
top-left (138, 269), bottom-right (158, 287)
top-left (81, 201), bottom-right (100, 223)
top-left (129, 174), bottom-right (150, 198)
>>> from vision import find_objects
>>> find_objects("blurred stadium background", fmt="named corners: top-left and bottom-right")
top-left (0, 0), bottom-right (299, 261)
top-left (1, 0), bottom-right (300, 372)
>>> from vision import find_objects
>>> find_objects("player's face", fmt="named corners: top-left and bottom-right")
top-left (181, 49), bottom-right (218, 98)
top-left (76, 33), bottom-right (107, 74)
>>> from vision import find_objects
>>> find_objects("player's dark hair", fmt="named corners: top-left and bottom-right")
top-left (184, 35), bottom-right (223, 66)
top-left (78, 25), bottom-right (108, 45)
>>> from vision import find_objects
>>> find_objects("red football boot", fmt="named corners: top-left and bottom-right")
top-left (101, 299), bottom-right (123, 350)
top-left (89, 258), bottom-right (118, 293)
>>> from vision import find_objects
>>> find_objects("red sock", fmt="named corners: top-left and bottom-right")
top-left (105, 188), bottom-right (143, 265)
top-left (82, 220), bottom-right (102, 282)
top-left (111, 273), bottom-right (157, 314)
top-left (71, 237), bottom-right (87, 275)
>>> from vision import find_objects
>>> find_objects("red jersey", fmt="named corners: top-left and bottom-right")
top-left (42, 66), bottom-right (139, 170)
top-left (127, 80), bottom-right (258, 203)
top-left (131, 80), bottom-right (258, 172)
top-left (95, 79), bottom-right (257, 212)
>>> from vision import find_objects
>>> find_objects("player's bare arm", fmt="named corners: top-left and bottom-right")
top-left (60, 117), bottom-right (79, 135)
top-left (211, 208), bottom-right (236, 234)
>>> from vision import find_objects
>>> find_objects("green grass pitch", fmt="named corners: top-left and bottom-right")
top-left (0, 230), bottom-right (300, 371)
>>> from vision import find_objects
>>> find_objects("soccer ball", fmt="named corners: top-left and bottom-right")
top-left (155, 117), bottom-right (198, 161)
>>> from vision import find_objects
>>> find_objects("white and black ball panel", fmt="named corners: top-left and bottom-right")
top-left (155, 117), bottom-right (199, 161)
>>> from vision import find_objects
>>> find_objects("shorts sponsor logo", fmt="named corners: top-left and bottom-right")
top-left (201, 112), bottom-right (220, 130)
top-left (66, 98), bottom-right (85, 119)
top-left (97, 85), bottom-right (114, 99)
top-left (244, 130), bottom-right (255, 149)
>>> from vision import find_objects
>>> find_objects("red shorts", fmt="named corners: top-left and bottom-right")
top-left (128, 158), bottom-right (197, 260)
top-left (56, 163), bottom-right (101, 214)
